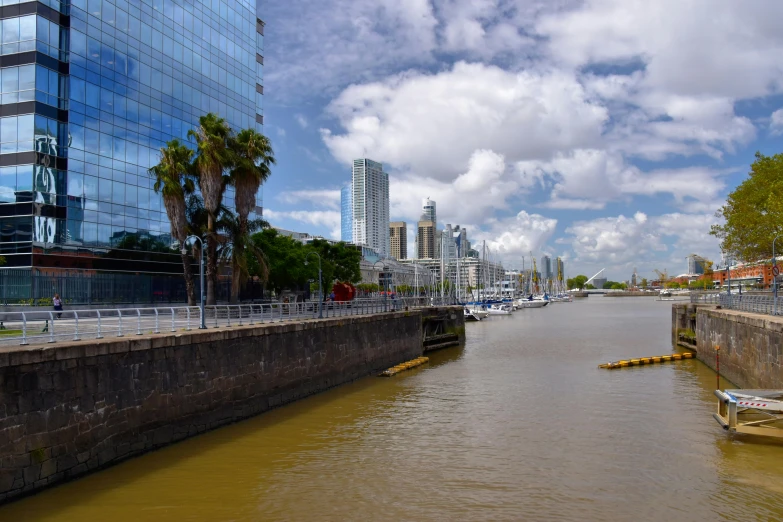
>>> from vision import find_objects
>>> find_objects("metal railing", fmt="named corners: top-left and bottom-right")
top-left (0, 297), bottom-right (455, 347)
top-left (690, 293), bottom-right (783, 316)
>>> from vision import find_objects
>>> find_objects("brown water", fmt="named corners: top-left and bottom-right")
top-left (3, 298), bottom-right (783, 521)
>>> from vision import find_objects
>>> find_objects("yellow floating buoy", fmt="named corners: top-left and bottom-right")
top-left (598, 351), bottom-right (695, 369)
top-left (380, 356), bottom-right (430, 377)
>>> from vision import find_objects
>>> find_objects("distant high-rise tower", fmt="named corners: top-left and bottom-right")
top-left (421, 198), bottom-right (436, 222)
top-left (417, 221), bottom-right (436, 259)
top-left (417, 198), bottom-right (437, 259)
top-left (541, 256), bottom-right (552, 282)
top-left (556, 257), bottom-right (565, 282)
top-left (389, 222), bottom-right (407, 260)
top-left (341, 184), bottom-right (352, 242)
top-left (352, 159), bottom-right (389, 256)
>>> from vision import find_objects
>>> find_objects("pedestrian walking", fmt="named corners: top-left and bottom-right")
top-left (53, 293), bottom-right (63, 319)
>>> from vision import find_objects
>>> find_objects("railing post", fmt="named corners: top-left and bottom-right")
top-left (226, 305), bottom-right (231, 326)
top-left (186, 307), bottom-right (191, 330)
top-left (73, 311), bottom-right (80, 341)
top-left (117, 309), bottom-right (123, 337)
top-left (214, 306), bottom-right (218, 328)
top-left (154, 308), bottom-right (160, 334)
top-left (48, 311), bottom-right (54, 343)
top-left (136, 309), bottom-right (142, 335)
top-left (170, 307), bottom-right (176, 332)
top-left (238, 305), bottom-right (243, 326)
top-left (96, 310), bottom-right (103, 339)
top-left (21, 312), bottom-right (27, 345)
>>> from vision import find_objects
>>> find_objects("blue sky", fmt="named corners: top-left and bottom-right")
top-left (258, 0), bottom-right (783, 282)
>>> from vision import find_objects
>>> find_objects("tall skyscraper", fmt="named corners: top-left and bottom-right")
top-left (417, 220), bottom-right (436, 259)
top-left (341, 184), bottom-right (352, 242)
top-left (421, 198), bottom-right (436, 222)
top-left (351, 158), bottom-right (389, 256)
top-left (541, 255), bottom-right (552, 281)
top-left (416, 198), bottom-right (436, 259)
top-left (389, 221), bottom-right (407, 260)
top-left (0, 0), bottom-right (265, 300)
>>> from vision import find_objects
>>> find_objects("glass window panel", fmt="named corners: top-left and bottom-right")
top-left (2, 67), bottom-right (18, 93)
top-left (87, 37), bottom-right (100, 62)
top-left (84, 128), bottom-right (98, 153)
top-left (100, 87), bottom-right (113, 113)
top-left (2, 18), bottom-right (18, 45)
top-left (36, 16), bottom-right (48, 46)
top-left (71, 30), bottom-right (86, 57)
top-left (18, 65), bottom-right (34, 91)
top-left (97, 224), bottom-right (110, 246)
top-left (83, 222), bottom-right (97, 245)
top-left (125, 184), bottom-right (136, 206)
top-left (1, 116), bottom-right (17, 143)
top-left (70, 76), bottom-right (85, 103)
top-left (20, 16), bottom-right (35, 42)
top-left (67, 172), bottom-right (84, 197)
top-left (98, 178), bottom-right (112, 202)
top-left (0, 167), bottom-right (15, 203)
top-left (99, 132), bottom-right (112, 156)
top-left (35, 65), bottom-right (47, 92)
top-left (48, 70), bottom-right (58, 96)
top-left (86, 82), bottom-right (100, 108)
top-left (16, 165), bottom-right (32, 192)
top-left (112, 180), bottom-right (124, 202)
top-left (83, 175), bottom-right (98, 199)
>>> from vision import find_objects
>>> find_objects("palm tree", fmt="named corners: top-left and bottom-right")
top-left (149, 139), bottom-right (197, 305)
top-left (229, 128), bottom-right (275, 302)
top-left (188, 113), bottom-right (233, 305)
top-left (217, 212), bottom-right (269, 303)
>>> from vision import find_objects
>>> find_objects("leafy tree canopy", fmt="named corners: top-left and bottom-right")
top-left (567, 275), bottom-right (588, 289)
top-left (711, 152), bottom-right (783, 261)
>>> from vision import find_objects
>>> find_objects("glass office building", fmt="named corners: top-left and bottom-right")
top-left (0, 0), bottom-right (265, 302)
top-left (340, 184), bottom-right (351, 242)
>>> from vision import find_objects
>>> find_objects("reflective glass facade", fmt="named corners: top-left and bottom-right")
top-left (0, 0), bottom-right (264, 301)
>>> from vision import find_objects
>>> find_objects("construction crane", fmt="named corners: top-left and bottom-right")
top-left (530, 252), bottom-right (539, 293)
top-left (654, 269), bottom-right (669, 283)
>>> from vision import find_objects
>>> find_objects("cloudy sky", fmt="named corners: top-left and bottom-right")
top-left (259, 0), bottom-right (783, 281)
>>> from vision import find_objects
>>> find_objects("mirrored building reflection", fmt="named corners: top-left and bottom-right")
top-left (0, 0), bottom-right (264, 303)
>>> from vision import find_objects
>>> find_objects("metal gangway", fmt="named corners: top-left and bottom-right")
top-left (714, 389), bottom-right (783, 438)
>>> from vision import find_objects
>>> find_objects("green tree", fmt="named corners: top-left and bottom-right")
top-left (711, 152), bottom-right (783, 261)
top-left (640, 278), bottom-right (648, 288)
top-left (149, 139), bottom-right (197, 305)
top-left (609, 282), bottom-right (628, 290)
top-left (229, 129), bottom-right (275, 302)
top-left (665, 281), bottom-right (681, 289)
top-left (189, 113), bottom-right (234, 305)
top-left (219, 213), bottom-right (269, 303)
top-left (567, 274), bottom-right (588, 289)
top-left (305, 240), bottom-right (362, 289)
top-left (248, 229), bottom-right (310, 296)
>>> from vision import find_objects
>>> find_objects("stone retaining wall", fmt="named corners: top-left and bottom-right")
top-left (0, 310), bottom-right (427, 503)
top-left (672, 303), bottom-right (783, 389)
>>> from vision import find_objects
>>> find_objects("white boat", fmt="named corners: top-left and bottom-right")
top-left (487, 304), bottom-right (513, 315)
top-left (516, 299), bottom-right (547, 309)
top-left (469, 306), bottom-right (490, 319)
top-left (464, 308), bottom-right (482, 321)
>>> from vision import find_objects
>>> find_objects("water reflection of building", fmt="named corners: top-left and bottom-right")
top-left (0, 2), bottom-right (266, 302)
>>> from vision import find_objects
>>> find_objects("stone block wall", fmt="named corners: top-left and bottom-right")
top-left (0, 311), bottom-right (423, 503)
top-left (695, 308), bottom-right (783, 389)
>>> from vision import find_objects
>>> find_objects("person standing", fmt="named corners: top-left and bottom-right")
top-left (53, 293), bottom-right (63, 319)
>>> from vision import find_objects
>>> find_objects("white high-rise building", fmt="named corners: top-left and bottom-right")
top-left (352, 158), bottom-right (390, 257)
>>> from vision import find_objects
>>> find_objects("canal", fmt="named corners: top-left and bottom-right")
top-left (3, 298), bottom-right (783, 521)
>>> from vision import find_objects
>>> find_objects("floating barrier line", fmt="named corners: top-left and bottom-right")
top-left (380, 356), bottom-right (429, 377)
top-left (599, 352), bottom-right (694, 369)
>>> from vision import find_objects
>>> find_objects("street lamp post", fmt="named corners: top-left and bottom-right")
top-left (183, 235), bottom-right (206, 329)
top-left (373, 260), bottom-right (387, 312)
top-left (305, 252), bottom-right (323, 319)
top-left (774, 236), bottom-right (781, 315)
